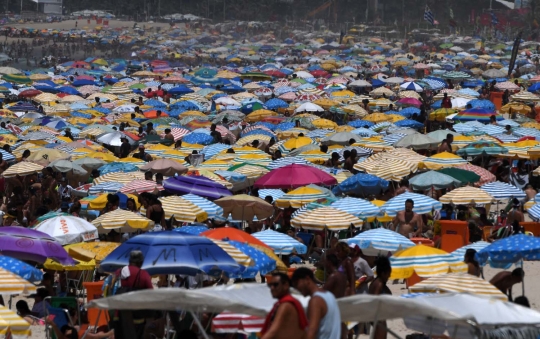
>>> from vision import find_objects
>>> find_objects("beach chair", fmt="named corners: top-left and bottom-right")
top-left (440, 234), bottom-right (465, 253)
top-left (520, 222), bottom-right (540, 237)
top-left (439, 220), bottom-right (469, 244)
top-left (482, 226), bottom-right (494, 241)
top-left (81, 281), bottom-right (109, 339)
top-left (45, 302), bottom-right (74, 339)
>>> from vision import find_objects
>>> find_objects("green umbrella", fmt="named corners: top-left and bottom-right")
top-left (439, 43), bottom-right (453, 48)
top-left (2, 74), bottom-right (31, 84)
top-left (456, 141), bottom-right (508, 156)
top-left (442, 71), bottom-right (471, 80)
top-left (437, 168), bottom-right (480, 185)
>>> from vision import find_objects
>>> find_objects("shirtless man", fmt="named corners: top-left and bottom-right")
top-left (524, 184), bottom-right (537, 202)
top-left (261, 273), bottom-right (307, 339)
top-left (506, 199), bottom-right (524, 226)
top-left (437, 133), bottom-right (454, 153)
top-left (323, 254), bottom-right (348, 299)
top-left (391, 199), bottom-right (424, 238)
top-left (490, 268), bottom-right (524, 302)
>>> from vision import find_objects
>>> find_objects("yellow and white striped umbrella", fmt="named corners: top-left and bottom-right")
top-left (2, 162), bottom-right (44, 178)
top-left (93, 172), bottom-right (145, 185)
top-left (439, 186), bottom-right (495, 205)
top-left (208, 239), bottom-right (254, 267)
top-left (354, 158), bottom-right (417, 181)
top-left (0, 268), bottom-right (36, 295)
top-left (291, 207), bottom-right (362, 231)
top-left (390, 245), bottom-right (468, 279)
top-left (409, 273), bottom-right (507, 300)
top-left (0, 305), bottom-right (32, 339)
top-left (91, 209), bottom-right (155, 233)
top-left (275, 186), bottom-right (328, 208)
top-left (421, 152), bottom-right (468, 170)
top-left (141, 196), bottom-right (208, 223)
top-left (353, 136), bottom-right (394, 152)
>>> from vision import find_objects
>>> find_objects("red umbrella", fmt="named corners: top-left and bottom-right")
top-left (397, 97), bottom-right (422, 107)
top-left (18, 89), bottom-right (42, 97)
top-left (71, 61), bottom-right (90, 69)
top-left (76, 75), bottom-right (94, 81)
top-left (143, 110), bottom-right (169, 119)
top-left (254, 164), bottom-right (337, 189)
top-left (201, 228), bottom-right (271, 249)
top-left (212, 313), bottom-right (264, 333)
top-left (264, 70), bottom-right (286, 78)
top-left (310, 70), bottom-right (330, 78)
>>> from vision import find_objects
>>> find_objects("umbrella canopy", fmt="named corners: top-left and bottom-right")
top-left (332, 173), bottom-right (389, 196)
top-left (421, 152), bottom-right (468, 170)
top-left (226, 241), bottom-right (278, 279)
top-left (91, 209), bottom-right (155, 233)
top-left (0, 226), bottom-right (74, 265)
top-left (439, 186), bottom-right (495, 205)
top-left (34, 216), bottom-right (98, 245)
top-left (456, 141), bottom-right (508, 156)
top-left (254, 164), bottom-right (337, 189)
top-left (212, 312), bottom-right (265, 333)
top-left (2, 162), bottom-right (44, 178)
top-left (409, 273), bottom-right (507, 300)
top-left (329, 197), bottom-right (381, 218)
top-left (382, 192), bottom-right (443, 216)
top-left (275, 186), bottom-right (329, 208)
top-left (0, 304), bottom-right (32, 338)
top-left (389, 245), bottom-right (467, 279)
top-left (214, 194), bottom-right (274, 221)
top-left (100, 231), bottom-right (244, 276)
top-left (394, 133), bottom-right (439, 150)
top-left (0, 267), bottom-right (37, 295)
top-left (163, 175), bottom-right (232, 200)
top-left (252, 229), bottom-right (307, 255)
top-left (140, 159), bottom-right (188, 176)
top-left (437, 167), bottom-right (480, 185)
top-left (455, 163), bottom-right (496, 186)
top-left (140, 196), bottom-right (208, 223)
top-left (477, 234), bottom-right (540, 268)
top-left (479, 181), bottom-right (526, 200)
top-left (202, 228), bottom-right (271, 249)
top-left (354, 158), bottom-right (418, 181)
top-left (409, 170), bottom-right (461, 190)
top-left (346, 228), bottom-right (415, 255)
top-left (0, 256), bottom-right (43, 282)
top-left (291, 207), bottom-right (362, 231)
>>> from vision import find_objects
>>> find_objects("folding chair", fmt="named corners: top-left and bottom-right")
top-left (440, 220), bottom-right (469, 244)
top-left (45, 304), bottom-right (73, 339)
top-left (440, 234), bottom-right (465, 253)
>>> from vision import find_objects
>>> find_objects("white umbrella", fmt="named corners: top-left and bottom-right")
top-left (34, 216), bottom-right (98, 245)
top-left (49, 160), bottom-right (88, 176)
top-left (112, 104), bottom-right (137, 113)
top-left (73, 157), bottom-right (107, 170)
top-left (96, 132), bottom-right (136, 147)
top-left (294, 102), bottom-right (324, 113)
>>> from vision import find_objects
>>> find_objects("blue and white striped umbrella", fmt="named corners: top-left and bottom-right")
top-left (330, 197), bottom-right (380, 218)
top-left (400, 81), bottom-right (423, 92)
top-left (449, 241), bottom-right (513, 269)
top-left (477, 125), bottom-right (505, 135)
top-left (452, 123), bottom-right (477, 134)
top-left (182, 193), bottom-right (223, 219)
top-left (252, 229), bottom-right (307, 255)
top-left (202, 143), bottom-right (231, 159)
top-left (267, 157), bottom-right (310, 169)
top-left (514, 127), bottom-right (540, 139)
top-left (351, 128), bottom-right (378, 137)
top-left (382, 133), bottom-right (406, 145)
top-left (89, 182), bottom-right (124, 194)
top-left (496, 119), bottom-right (520, 128)
top-left (227, 240), bottom-right (277, 279)
top-left (480, 181), bottom-right (526, 200)
top-left (528, 204), bottom-right (540, 220)
top-left (346, 228), bottom-right (415, 255)
top-left (491, 133), bottom-right (518, 143)
top-left (306, 129), bottom-right (333, 139)
top-left (258, 189), bottom-right (285, 201)
top-left (382, 192), bottom-right (442, 217)
top-left (0, 149), bottom-right (15, 162)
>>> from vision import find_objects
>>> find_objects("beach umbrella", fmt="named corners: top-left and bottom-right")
top-left (163, 175), bottom-right (232, 200)
top-left (449, 241), bottom-right (510, 269)
top-left (1, 162), bottom-right (44, 178)
top-left (73, 157), bottom-right (107, 170)
top-left (329, 197), bottom-right (381, 218)
top-left (66, 241), bottom-right (120, 263)
top-left (421, 152), bottom-right (468, 170)
top-left (226, 241), bottom-right (278, 279)
top-left (389, 245), bottom-right (467, 279)
top-left (141, 196), bottom-right (208, 223)
top-left (275, 186), bottom-right (329, 208)
top-left (267, 157), bottom-right (311, 169)
top-left (118, 180), bottom-right (163, 195)
top-left (252, 229), bottom-right (307, 255)
top-left (477, 234), bottom-right (540, 268)
top-left (91, 209), bottom-right (155, 233)
top-left (0, 256), bottom-right (43, 283)
top-left (0, 304), bottom-right (33, 338)
top-left (202, 228), bottom-right (271, 250)
top-left (100, 231), bottom-right (244, 276)
top-left (48, 159), bottom-right (88, 176)
top-left (436, 167), bottom-right (480, 185)
top-left (98, 162), bottom-right (139, 175)
top-left (175, 225), bottom-right (209, 236)
top-left (321, 132), bottom-right (360, 146)
top-left (409, 170), bottom-right (461, 190)
top-left (0, 267), bottom-right (36, 295)
top-left (346, 228), bottom-right (415, 255)
top-left (409, 273), bottom-right (507, 300)
top-left (394, 133), bottom-right (439, 150)
top-left (291, 207), bottom-right (362, 231)
top-left (480, 181), bottom-right (526, 200)
top-left (454, 108), bottom-right (501, 123)
top-left (456, 141), bottom-right (508, 156)
top-left (214, 195), bottom-right (274, 221)
top-left (212, 313), bottom-right (265, 333)
top-left (34, 216), bottom-right (98, 245)
top-left (332, 173), bottom-right (389, 196)
top-left (254, 164), bottom-right (337, 189)
top-left (182, 193), bottom-right (224, 219)
top-left (0, 226), bottom-right (74, 265)
top-left (382, 192), bottom-right (442, 217)
top-left (439, 186), bottom-right (495, 205)
top-left (88, 182), bottom-right (124, 195)
top-left (354, 158), bottom-right (418, 181)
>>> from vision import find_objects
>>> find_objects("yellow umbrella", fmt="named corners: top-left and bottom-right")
top-left (2, 162), bottom-right (43, 177)
top-left (244, 109), bottom-right (278, 122)
top-left (0, 134), bottom-right (19, 146)
top-left (335, 125), bottom-right (355, 133)
top-left (34, 93), bottom-right (60, 103)
top-left (93, 172), bottom-right (145, 185)
top-left (88, 193), bottom-right (140, 210)
top-left (313, 98), bottom-right (339, 109)
top-left (91, 209), bottom-right (155, 233)
top-left (275, 186), bottom-right (328, 208)
top-left (429, 108), bottom-right (459, 122)
top-left (0, 267), bottom-right (36, 294)
top-left (69, 241), bottom-right (120, 262)
top-left (140, 196), bottom-right (208, 222)
top-left (363, 113), bottom-right (392, 123)
top-left (451, 135), bottom-right (475, 150)
top-left (44, 243), bottom-right (96, 271)
top-left (298, 150), bottom-right (328, 164)
top-left (0, 305), bottom-right (32, 338)
top-left (84, 151), bottom-right (118, 163)
top-left (312, 118), bottom-right (338, 129)
top-left (421, 152), bottom-right (468, 170)
top-left (409, 273), bottom-right (507, 300)
top-left (389, 245), bottom-right (467, 279)
top-left (353, 136), bottom-right (394, 152)
top-left (279, 136), bottom-right (315, 153)
top-left (439, 186), bottom-right (495, 205)
top-left (499, 103), bottom-right (531, 114)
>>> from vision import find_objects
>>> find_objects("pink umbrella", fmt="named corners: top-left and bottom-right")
top-left (212, 313), bottom-right (265, 333)
top-left (397, 97), bottom-right (422, 107)
top-left (254, 164), bottom-right (337, 189)
top-left (119, 180), bottom-right (164, 194)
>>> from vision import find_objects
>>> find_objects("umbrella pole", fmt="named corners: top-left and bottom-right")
top-left (191, 311), bottom-right (211, 339)
top-left (522, 259), bottom-right (525, 296)
top-left (369, 302), bottom-right (380, 339)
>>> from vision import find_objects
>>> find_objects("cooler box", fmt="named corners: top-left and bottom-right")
top-left (83, 281), bottom-right (108, 328)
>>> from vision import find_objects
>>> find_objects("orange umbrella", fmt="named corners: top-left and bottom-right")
top-left (143, 110), bottom-right (169, 118)
top-left (201, 227), bottom-right (271, 249)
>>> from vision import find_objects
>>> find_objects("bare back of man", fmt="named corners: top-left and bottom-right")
top-left (324, 271), bottom-right (348, 299)
top-left (261, 303), bottom-right (306, 339)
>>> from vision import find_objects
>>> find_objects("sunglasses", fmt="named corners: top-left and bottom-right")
top-left (267, 282), bottom-right (281, 288)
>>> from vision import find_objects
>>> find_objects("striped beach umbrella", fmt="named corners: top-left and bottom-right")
top-left (258, 189), bottom-right (286, 201)
top-left (439, 186), bottom-right (495, 205)
top-left (0, 267), bottom-right (36, 295)
top-left (118, 180), bottom-right (164, 194)
top-left (91, 209), bottom-right (155, 233)
top-left (0, 305), bottom-right (32, 339)
top-left (141, 196), bottom-right (208, 222)
top-left (275, 186), bottom-right (329, 208)
top-left (291, 207), bottom-right (362, 231)
top-left (480, 181), bottom-right (526, 200)
top-left (421, 152), bottom-right (468, 170)
top-left (93, 172), bottom-right (145, 185)
top-left (382, 192), bottom-right (442, 217)
top-left (267, 157), bottom-right (311, 169)
top-left (346, 228), bottom-right (415, 255)
top-left (455, 163), bottom-right (496, 186)
top-left (448, 241), bottom-right (511, 269)
top-left (88, 182), bottom-right (124, 195)
top-left (207, 239), bottom-right (254, 267)
top-left (212, 313), bottom-right (265, 333)
top-left (354, 158), bottom-right (418, 181)
top-left (330, 197), bottom-right (381, 218)
top-left (2, 162), bottom-right (43, 178)
top-left (409, 273), bottom-right (507, 300)
top-left (389, 245), bottom-right (467, 279)
top-left (252, 229), bottom-right (307, 255)
top-left (182, 193), bottom-right (223, 219)
top-left (353, 136), bottom-right (394, 152)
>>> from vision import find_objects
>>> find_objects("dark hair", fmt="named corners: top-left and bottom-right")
top-left (271, 272), bottom-right (290, 285)
top-left (15, 300), bottom-right (31, 313)
top-left (107, 194), bottom-right (120, 205)
top-left (60, 325), bottom-right (78, 339)
top-left (405, 198), bottom-right (414, 206)
top-left (264, 195), bottom-right (273, 204)
top-left (326, 253), bottom-right (340, 268)
top-left (291, 267), bottom-right (315, 284)
top-left (375, 256), bottom-right (392, 276)
top-left (446, 133), bottom-right (453, 140)
top-left (464, 248), bottom-right (477, 262)
top-left (512, 268), bottom-right (524, 278)
top-left (514, 296), bottom-right (530, 308)
top-left (320, 145), bottom-right (328, 153)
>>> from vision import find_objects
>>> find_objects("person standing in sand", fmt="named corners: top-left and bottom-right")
top-left (490, 268), bottom-right (524, 302)
top-left (324, 254), bottom-right (348, 298)
top-left (391, 199), bottom-right (424, 238)
top-left (261, 272), bottom-right (307, 339)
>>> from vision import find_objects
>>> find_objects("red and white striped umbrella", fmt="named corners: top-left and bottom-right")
top-left (278, 92), bottom-right (297, 101)
top-left (314, 77), bottom-right (328, 85)
top-left (212, 313), bottom-right (265, 333)
top-left (168, 128), bottom-right (190, 141)
top-left (296, 93), bottom-right (320, 102)
top-left (5, 123), bottom-right (22, 135)
top-left (118, 180), bottom-right (164, 194)
top-left (254, 87), bottom-right (273, 97)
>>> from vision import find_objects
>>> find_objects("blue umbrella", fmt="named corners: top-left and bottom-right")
top-left (332, 173), bottom-right (389, 197)
top-left (88, 182), bottom-right (124, 195)
top-left (528, 83), bottom-right (540, 92)
top-left (330, 197), bottom-right (380, 218)
top-left (398, 107), bottom-right (421, 118)
top-left (0, 256), bottom-right (43, 282)
top-left (346, 228), bottom-right (415, 254)
top-left (183, 133), bottom-right (214, 145)
top-left (394, 119), bottom-right (425, 129)
top-left (227, 240), bottom-right (276, 279)
top-left (168, 85), bottom-right (194, 95)
top-left (99, 163), bottom-right (140, 175)
top-left (100, 231), bottom-right (243, 275)
top-left (251, 229), bottom-right (307, 255)
top-left (265, 98), bottom-right (289, 110)
top-left (382, 192), bottom-right (442, 217)
top-left (174, 225), bottom-right (209, 235)
top-left (477, 234), bottom-right (540, 268)
top-left (468, 99), bottom-right (496, 111)
top-left (56, 86), bottom-right (81, 95)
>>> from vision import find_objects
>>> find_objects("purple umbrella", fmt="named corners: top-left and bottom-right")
top-left (0, 227), bottom-right (75, 265)
top-left (163, 175), bottom-right (232, 200)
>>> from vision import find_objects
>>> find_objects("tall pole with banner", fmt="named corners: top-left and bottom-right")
top-left (508, 30), bottom-right (523, 78)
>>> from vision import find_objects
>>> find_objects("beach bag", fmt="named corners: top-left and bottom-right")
top-left (113, 268), bottom-right (155, 320)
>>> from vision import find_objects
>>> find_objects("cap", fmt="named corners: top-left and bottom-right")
top-left (28, 288), bottom-right (49, 299)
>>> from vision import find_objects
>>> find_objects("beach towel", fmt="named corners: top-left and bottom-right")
top-left (260, 294), bottom-right (307, 336)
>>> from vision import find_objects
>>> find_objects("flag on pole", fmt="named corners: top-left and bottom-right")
top-left (424, 5), bottom-right (435, 25)
top-left (491, 11), bottom-right (499, 25)
top-left (449, 8), bottom-right (454, 19)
